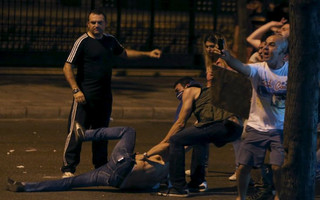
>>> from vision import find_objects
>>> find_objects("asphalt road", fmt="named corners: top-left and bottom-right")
top-left (1, 72), bottom-right (320, 199)
top-left (0, 119), bottom-right (241, 200)
top-left (2, 121), bottom-right (320, 200)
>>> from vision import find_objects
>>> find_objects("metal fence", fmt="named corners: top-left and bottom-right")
top-left (0, 0), bottom-right (237, 67)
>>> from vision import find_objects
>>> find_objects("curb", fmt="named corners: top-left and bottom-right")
top-left (0, 67), bottom-right (203, 77)
top-left (0, 106), bottom-right (177, 120)
top-left (0, 68), bottom-right (194, 120)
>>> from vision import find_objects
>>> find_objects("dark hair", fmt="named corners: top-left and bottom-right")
top-left (203, 32), bottom-right (225, 46)
top-left (173, 77), bottom-right (195, 88)
top-left (88, 9), bottom-right (107, 22)
top-left (261, 31), bottom-right (273, 42)
top-left (203, 32), bottom-right (228, 69)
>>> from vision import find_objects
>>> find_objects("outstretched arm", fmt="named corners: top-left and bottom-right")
top-left (246, 18), bottom-right (287, 49)
top-left (119, 49), bottom-right (161, 59)
top-left (159, 88), bottom-right (196, 144)
top-left (221, 50), bottom-right (251, 77)
top-left (145, 88), bottom-right (198, 159)
top-left (144, 142), bottom-right (170, 159)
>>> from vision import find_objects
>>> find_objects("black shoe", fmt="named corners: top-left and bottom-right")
top-left (73, 121), bottom-right (85, 141)
top-left (187, 181), bottom-right (208, 192)
top-left (7, 178), bottom-right (25, 192)
top-left (156, 187), bottom-right (189, 197)
top-left (246, 186), bottom-right (273, 200)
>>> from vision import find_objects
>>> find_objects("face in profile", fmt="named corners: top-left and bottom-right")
top-left (276, 24), bottom-right (290, 38)
top-left (258, 41), bottom-right (266, 61)
top-left (174, 83), bottom-right (185, 100)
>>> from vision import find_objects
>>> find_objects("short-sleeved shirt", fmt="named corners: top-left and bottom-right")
top-left (246, 61), bottom-right (288, 131)
top-left (66, 33), bottom-right (124, 100)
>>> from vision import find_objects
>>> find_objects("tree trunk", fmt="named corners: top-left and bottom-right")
top-left (280, 0), bottom-right (320, 199)
top-left (236, 0), bottom-right (248, 62)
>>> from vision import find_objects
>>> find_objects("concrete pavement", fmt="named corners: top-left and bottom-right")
top-left (0, 67), bottom-right (205, 120)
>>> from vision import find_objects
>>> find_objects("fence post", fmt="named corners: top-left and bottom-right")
top-left (213, 0), bottom-right (219, 31)
top-left (91, 0), bottom-right (95, 10)
top-left (116, 0), bottom-right (121, 39)
top-left (237, 0), bottom-right (248, 62)
top-left (148, 0), bottom-right (155, 50)
top-left (188, 0), bottom-right (196, 54)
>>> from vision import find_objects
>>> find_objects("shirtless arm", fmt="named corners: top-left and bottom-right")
top-left (246, 18), bottom-right (287, 49)
top-left (159, 87), bottom-right (197, 144)
top-left (146, 143), bottom-right (170, 160)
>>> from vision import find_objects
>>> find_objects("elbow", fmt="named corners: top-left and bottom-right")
top-left (246, 38), bottom-right (254, 47)
top-left (121, 50), bottom-right (129, 59)
top-left (63, 63), bottom-right (73, 73)
top-left (63, 63), bottom-right (69, 71)
top-left (63, 66), bottom-right (67, 73)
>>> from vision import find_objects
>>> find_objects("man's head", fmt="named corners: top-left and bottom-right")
top-left (87, 9), bottom-right (107, 39)
top-left (173, 77), bottom-right (195, 100)
top-left (203, 32), bottom-right (226, 59)
top-left (276, 23), bottom-right (290, 38)
top-left (262, 35), bottom-right (288, 69)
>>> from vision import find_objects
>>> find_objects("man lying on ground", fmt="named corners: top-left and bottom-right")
top-left (7, 123), bottom-right (169, 192)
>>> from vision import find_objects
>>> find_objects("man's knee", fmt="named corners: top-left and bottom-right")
top-left (169, 134), bottom-right (179, 144)
top-left (123, 127), bottom-right (136, 139)
top-left (271, 165), bottom-right (281, 173)
top-left (238, 164), bottom-right (252, 175)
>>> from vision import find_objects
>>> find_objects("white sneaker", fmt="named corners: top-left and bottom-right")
top-left (188, 181), bottom-right (208, 192)
top-left (198, 181), bottom-right (208, 192)
top-left (62, 172), bottom-right (74, 178)
top-left (185, 169), bottom-right (191, 176)
top-left (228, 172), bottom-right (237, 181)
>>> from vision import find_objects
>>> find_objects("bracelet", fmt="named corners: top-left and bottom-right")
top-left (72, 88), bottom-right (80, 94)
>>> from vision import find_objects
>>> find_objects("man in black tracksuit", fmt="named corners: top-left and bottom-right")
top-left (61, 8), bottom-right (161, 177)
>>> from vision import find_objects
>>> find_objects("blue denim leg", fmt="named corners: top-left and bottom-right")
top-left (24, 127), bottom-right (136, 192)
top-left (317, 149), bottom-right (320, 164)
top-left (316, 149), bottom-right (320, 181)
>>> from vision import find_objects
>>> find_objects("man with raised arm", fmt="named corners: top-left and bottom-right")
top-left (222, 35), bottom-right (289, 200)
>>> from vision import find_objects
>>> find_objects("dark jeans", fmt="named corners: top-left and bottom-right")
top-left (169, 120), bottom-right (242, 189)
top-left (62, 98), bottom-right (112, 173)
top-left (25, 126), bottom-right (135, 192)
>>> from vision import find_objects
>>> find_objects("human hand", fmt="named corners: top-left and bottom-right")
top-left (271, 17), bottom-right (288, 27)
top-left (206, 71), bottom-right (214, 82)
top-left (74, 91), bottom-right (86, 104)
top-left (149, 49), bottom-right (162, 58)
top-left (220, 49), bottom-right (231, 61)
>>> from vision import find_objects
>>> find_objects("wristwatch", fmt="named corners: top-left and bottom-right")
top-left (72, 88), bottom-right (80, 94)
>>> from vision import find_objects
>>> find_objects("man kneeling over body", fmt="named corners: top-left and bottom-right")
top-left (155, 77), bottom-right (243, 197)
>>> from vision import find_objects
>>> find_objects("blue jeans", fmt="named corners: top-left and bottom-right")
top-left (24, 126), bottom-right (136, 192)
top-left (316, 149), bottom-right (320, 181)
top-left (169, 120), bottom-right (242, 189)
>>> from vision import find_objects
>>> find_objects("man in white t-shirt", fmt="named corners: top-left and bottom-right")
top-left (221, 34), bottom-right (288, 200)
